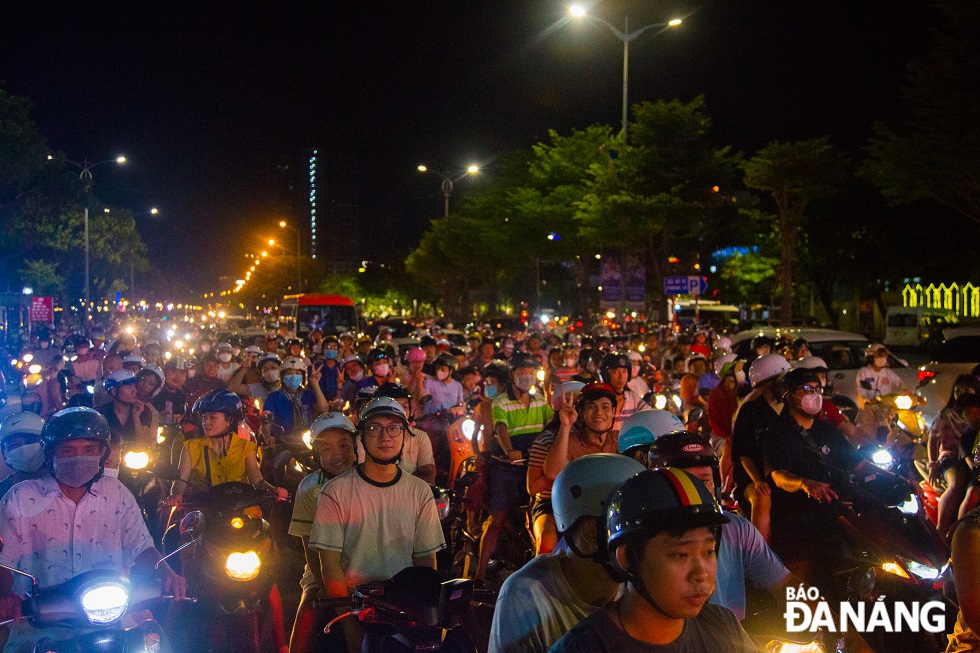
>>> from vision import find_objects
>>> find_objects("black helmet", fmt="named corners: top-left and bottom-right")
top-left (322, 335), bottom-right (339, 345)
top-left (483, 360), bottom-right (510, 384)
top-left (750, 335), bottom-right (775, 351)
top-left (647, 432), bottom-right (721, 497)
top-left (778, 367), bottom-right (821, 399)
top-left (40, 407), bottom-right (112, 468)
top-left (509, 351), bottom-right (538, 372)
top-left (600, 352), bottom-right (632, 383)
top-left (366, 348), bottom-right (389, 364)
top-left (375, 382), bottom-right (412, 401)
top-left (419, 335), bottom-right (437, 348)
top-left (434, 352), bottom-right (458, 372)
top-left (607, 468), bottom-right (728, 578)
top-left (193, 389), bottom-right (244, 426)
top-left (578, 348), bottom-right (600, 369)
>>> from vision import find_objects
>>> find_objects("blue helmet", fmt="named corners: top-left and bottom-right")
top-left (193, 390), bottom-right (244, 425)
top-left (617, 409), bottom-right (685, 456)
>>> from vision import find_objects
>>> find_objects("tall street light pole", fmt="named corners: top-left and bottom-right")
top-left (64, 156), bottom-right (127, 319)
top-left (417, 164), bottom-right (480, 218)
top-left (569, 5), bottom-right (682, 143)
top-left (278, 221), bottom-right (302, 292)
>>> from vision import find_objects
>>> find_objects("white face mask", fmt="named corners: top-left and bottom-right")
top-left (514, 375), bottom-right (534, 392)
top-left (263, 369), bottom-right (280, 383)
top-left (800, 393), bottom-right (823, 416)
top-left (218, 352), bottom-right (233, 363)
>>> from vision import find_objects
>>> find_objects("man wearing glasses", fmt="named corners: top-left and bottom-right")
top-left (310, 396), bottom-right (446, 601)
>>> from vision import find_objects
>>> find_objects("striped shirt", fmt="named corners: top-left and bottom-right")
top-left (613, 390), bottom-right (651, 433)
top-left (528, 428), bottom-right (619, 500)
top-left (491, 391), bottom-right (553, 459)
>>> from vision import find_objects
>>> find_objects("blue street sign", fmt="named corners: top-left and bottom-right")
top-left (664, 275), bottom-right (708, 296)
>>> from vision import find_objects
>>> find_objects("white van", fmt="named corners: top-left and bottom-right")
top-left (884, 306), bottom-right (956, 348)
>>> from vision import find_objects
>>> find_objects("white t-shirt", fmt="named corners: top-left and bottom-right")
top-left (355, 425), bottom-right (435, 476)
top-left (489, 552), bottom-right (614, 653)
top-left (308, 465), bottom-right (445, 591)
top-left (289, 470), bottom-right (329, 591)
top-left (855, 365), bottom-right (905, 403)
top-left (216, 361), bottom-right (241, 383)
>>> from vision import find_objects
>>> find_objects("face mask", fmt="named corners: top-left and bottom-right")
top-left (324, 350), bottom-right (338, 360)
top-left (187, 369), bottom-right (197, 378)
top-left (218, 352), bottom-right (233, 363)
top-left (436, 369), bottom-right (450, 381)
top-left (514, 375), bottom-right (534, 392)
top-left (800, 393), bottom-right (823, 416)
top-left (283, 374), bottom-right (303, 390)
top-left (349, 370), bottom-right (364, 382)
top-left (874, 356), bottom-right (888, 368)
top-left (734, 370), bottom-right (746, 383)
top-left (200, 344), bottom-right (211, 353)
top-left (263, 369), bottom-right (280, 383)
top-left (484, 385), bottom-right (498, 399)
top-left (5, 442), bottom-right (44, 474)
top-left (373, 363), bottom-right (390, 377)
top-left (53, 454), bottom-right (103, 487)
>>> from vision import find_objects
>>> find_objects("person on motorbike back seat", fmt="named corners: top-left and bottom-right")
top-left (763, 367), bottom-right (866, 566)
top-left (549, 468), bottom-right (755, 653)
top-left (490, 454), bottom-right (646, 653)
top-left (358, 348), bottom-right (395, 391)
top-left (317, 335), bottom-right (341, 402)
top-left (171, 390), bottom-right (287, 502)
top-left (287, 412), bottom-right (357, 653)
top-left (527, 383), bottom-right (619, 555)
top-left (153, 357), bottom-right (189, 424)
top-left (229, 352), bottom-right (283, 409)
top-left (100, 369), bottom-right (156, 478)
top-left (418, 353), bottom-right (464, 483)
top-left (0, 408), bottom-right (186, 636)
top-left (600, 352), bottom-right (650, 434)
top-left (929, 382), bottom-right (980, 537)
top-left (0, 412), bottom-right (47, 499)
top-left (263, 357), bottom-right (330, 436)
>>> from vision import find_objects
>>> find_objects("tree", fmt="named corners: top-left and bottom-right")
top-left (862, 0), bottom-right (980, 231)
top-left (742, 138), bottom-right (847, 326)
top-left (19, 260), bottom-right (63, 296)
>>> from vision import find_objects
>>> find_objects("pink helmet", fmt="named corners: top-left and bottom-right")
top-left (406, 347), bottom-right (427, 363)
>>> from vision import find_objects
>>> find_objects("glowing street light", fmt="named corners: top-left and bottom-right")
top-left (418, 163), bottom-right (482, 218)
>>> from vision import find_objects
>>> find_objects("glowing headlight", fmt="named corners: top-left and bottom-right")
top-left (461, 418), bottom-right (476, 441)
top-left (536, 369), bottom-right (546, 382)
top-left (302, 430), bottom-right (313, 449)
top-left (765, 640), bottom-right (826, 653)
top-left (22, 353), bottom-right (33, 363)
top-left (898, 495), bottom-right (919, 515)
top-left (28, 364), bottom-right (42, 375)
top-left (123, 451), bottom-right (150, 470)
top-left (230, 517), bottom-right (244, 529)
top-left (80, 583), bottom-right (130, 624)
top-left (671, 394), bottom-right (682, 410)
top-left (225, 551), bottom-right (261, 581)
top-left (872, 448), bottom-right (893, 468)
top-left (881, 561), bottom-right (911, 579)
top-left (905, 559), bottom-right (941, 580)
top-left (654, 395), bottom-right (668, 410)
top-left (895, 395), bottom-right (913, 410)
top-left (157, 427), bottom-right (166, 444)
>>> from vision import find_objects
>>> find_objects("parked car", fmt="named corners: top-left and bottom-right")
top-left (915, 327), bottom-right (980, 427)
top-left (730, 327), bottom-right (919, 412)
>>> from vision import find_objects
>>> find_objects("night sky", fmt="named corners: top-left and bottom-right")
top-left (0, 1), bottom-right (934, 292)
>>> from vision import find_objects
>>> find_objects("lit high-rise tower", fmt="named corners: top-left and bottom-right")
top-left (309, 150), bottom-right (317, 259)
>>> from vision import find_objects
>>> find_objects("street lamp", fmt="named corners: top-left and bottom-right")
top-left (278, 221), bottom-right (302, 292)
top-left (63, 155), bottom-right (127, 317)
top-left (568, 5), bottom-right (682, 142)
top-left (417, 164), bottom-right (480, 218)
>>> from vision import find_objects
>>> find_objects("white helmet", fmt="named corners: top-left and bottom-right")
top-left (714, 336), bottom-right (732, 353)
top-left (359, 396), bottom-right (409, 425)
top-left (748, 353), bottom-right (792, 385)
top-left (137, 365), bottom-right (166, 398)
top-left (627, 350), bottom-right (643, 362)
top-left (0, 412), bottom-right (45, 447)
top-left (104, 369), bottom-right (138, 392)
top-left (552, 380), bottom-right (587, 410)
top-left (122, 354), bottom-right (145, 368)
top-left (794, 356), bottom-right (828, 371)
top-left (310, 411), bottom-right (356, 438)
top-left (280, 356), bottom-right (308, 373)
top-left (713, 352), bottom-right (738, 375)
top-left (617, 409), bottom-right (686, 455)
top-left (552, 453), bottom-right (646, 533)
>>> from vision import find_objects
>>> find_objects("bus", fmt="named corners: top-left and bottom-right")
top-left (278, 294), bottom-right (360, 339)
top-left (884, 306), bottom-right (957, 348)
top-left (671, 300), bottom-right (742, 330)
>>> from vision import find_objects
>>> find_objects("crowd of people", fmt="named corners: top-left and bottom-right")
top-left (0, 317), bottom-right (978, 652)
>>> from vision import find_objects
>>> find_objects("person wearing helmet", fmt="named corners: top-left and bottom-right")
top-left (419, 335), bottom-right (439, 375)
top-left (855, 344), bottom-right (905, 407)
top-left (795, 356), bottom-right (872, 450)
top-left (358, 348), bottom-right (395, 391)
top-left (238, 345), bottom-right (264, 385)
top-left (152, 358), bottom-right (190, 425)
top-left (339, 355), bottom-right (366, 405)
top-left (396, 347), bottom-right (428, 407)
top-left (228, 352), bottom-right (283, 409)
top-left (417, 353), bottom-right (465, 483)
top-left (679, 353), bottom-right (708, 417)
top-left (729, 353), bottom-right (792, 542)
top-left (171, 390), bottom-right (288, 501)
top-left (572, 348), bottom-right (600, 384)
top-left (287, 412), bottom-right (357, 653)
top-left (764, 367), bottom-right (866, 564)
top-left (214, 343), bottom-right (240, 383)
top-left (354, 335), bottom-right (373, 360)
top-left (527, 383), bottom-right (620, 555)
top-left (647, 432), bottom-right (792, 621)
top-left (550, 345), bottom-right (580, 388)
top-left (549, 468), bottom-right (754, 653)
top-left (142, 340), bottom-right (164, 369)
top-left (615, 409), bottom-right (687, 462)
top-left (99, 369), bottom-right (156, 477)
top-left (309, 398), bottom-right (445, 610)
top-left (264, 357), bottom-right (330, 436)
top-left (0, 408), bottom-right (186, 629)
top-left (338, 331), bottom-right (356, 359)
top-left (0, 412), bottom-right (47, 498)
top-left (466, 332), bottom-right (482, 356)
top-left (626, 351), bottom-right (651, 397)
top-left (750, 335), bottom-right (775, 361)
top-left (489, 454), bottom-right (646, 653)
top-left (92, 352), bottom-right (123, 410)
top-left (67, 336), bottom-right (100, 385)
top-left (121, 353), bottom-right (145, 376)
top-left (315, 335), bottom-right (341, 402)
top-left (599, 352), bottom-right (651, 434)
top-left (692, 330), bottom-right (712, 357)
top-left (368, 383), bottom-right (436, 483)
top-left (184, 352), bottom-right (227, 399)
top-left (136, 365), bottom-right (165, 404)
top-left (475, 351), bottom-right (553, 581)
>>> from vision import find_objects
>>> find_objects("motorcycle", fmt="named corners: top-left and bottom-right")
top-left (323, 566), bottom-right (483, 653)
top-left (162, 483), bottom-right (288, 653)
top-left (12, 352), bottom-right (44, 393)
top-left (118, 444), bottom-right (169, 546)
top-left (0, 562), bottom-right (176, 653)
top-left (445, 398), bottom-right (483, 487)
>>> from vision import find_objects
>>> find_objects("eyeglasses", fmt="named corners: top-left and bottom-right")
top-left (364, 424), bottom-right (407, 439)
top-left (795, 385), bottom-right (821, 395)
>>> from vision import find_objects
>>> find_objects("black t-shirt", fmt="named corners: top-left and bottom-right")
top-left (731, 395), bottom-right (780, 491)
top-left (152, 386), bottom-right (187, 419)
top-left (763, 410), bottom-right (862, 495)
top-left (549, 603), bottom-right (757, 653)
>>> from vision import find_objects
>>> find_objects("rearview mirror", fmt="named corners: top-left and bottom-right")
top-left (179, 510), bottom-right (203, 538)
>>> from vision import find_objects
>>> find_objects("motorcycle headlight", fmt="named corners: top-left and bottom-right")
top-left (904, 559), bottom-right (941, 580)
top-left (434, 490), bottom-right (451, 521)
top-left (766, 640), bottom-right (826, 653)
top-left (881, 561), bottom-right (911, 579)
top-left (872, 448), bottom-right (893, 469)
top-left (461, 418), bottom-right (475, 441)
top-left (157, 427), bottom-right (166, 444)
top-left (671, 394), bottom-right (682, 410)
top-left (654, 395), bottom-right (668, 410)
top-left (898, 495), bottom-right (919, 515)
top-left (28, 364), bottom-right (42, 375)
top-left (894, 395), bottom-right (913, 410)
top-left (22, 354), bottom-right (33, 363)
top-left (80, 582), bottom-right (130, 624)
top-left (302, 430), bottom-right (313, 449)
top-left (123, 451), bottom-right (150, 470)
top-left (225, 551), bottom-right (261, 581)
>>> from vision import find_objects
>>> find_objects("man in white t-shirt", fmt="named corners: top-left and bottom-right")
top-left (215, 342), bottom-right (241, 383)
top-left (311, 397), bottom-right (445, 596)
top-left (489, 454), bottom-right (645, 653)
top-left (354, 382), bottom-right (436, 484)
top-left (287, 412), bottom-right (357, 653)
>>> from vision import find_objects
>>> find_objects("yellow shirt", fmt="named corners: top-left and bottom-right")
top-left (184, 435), bottom-right (257, 490)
